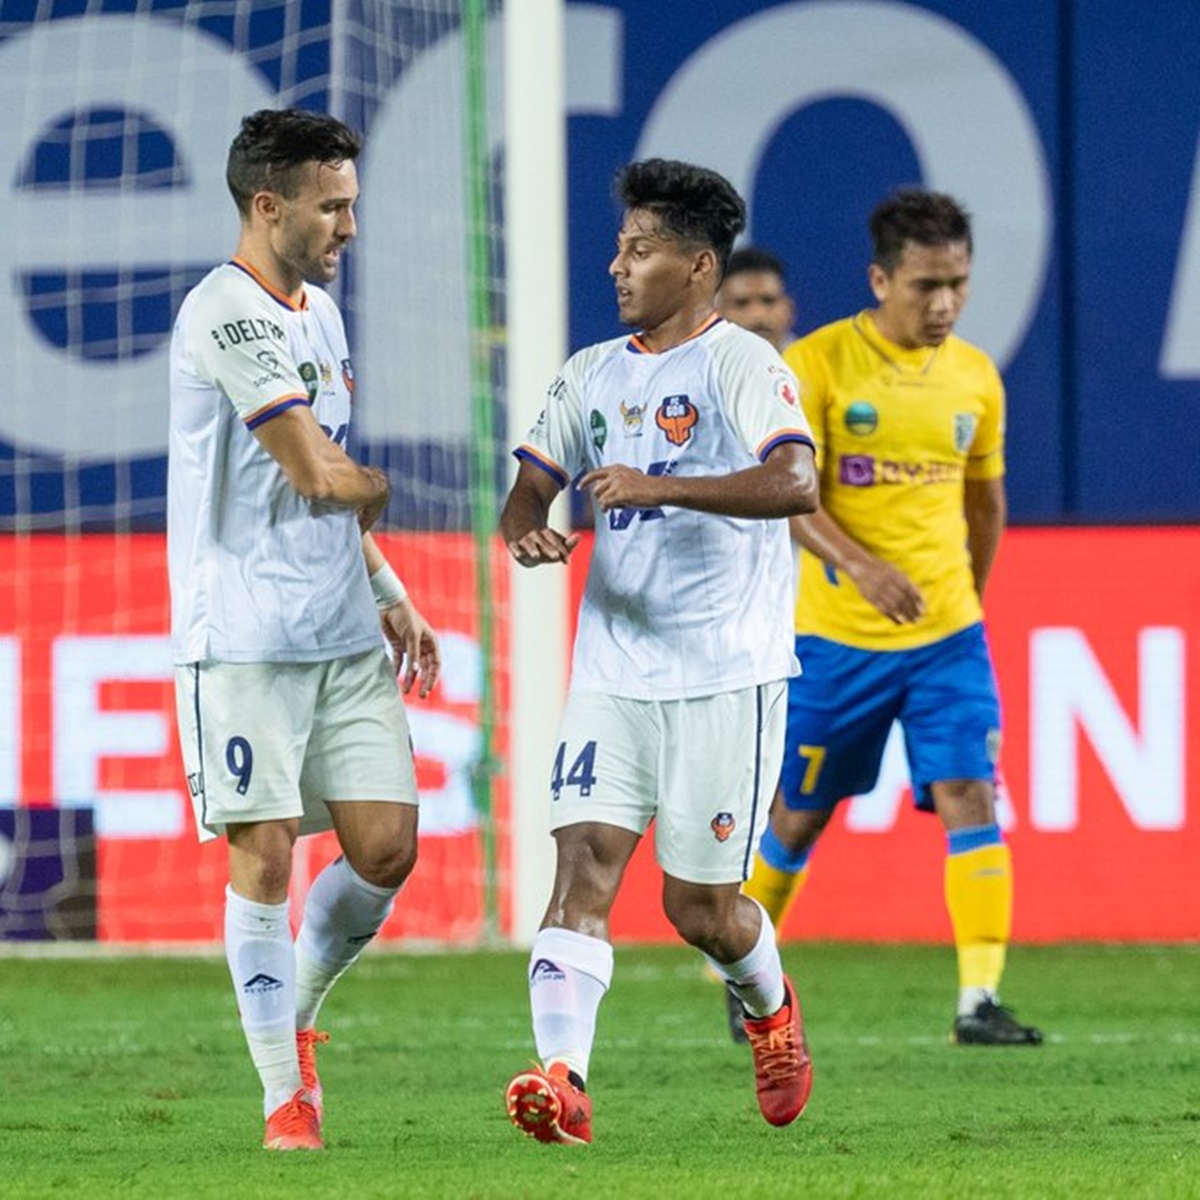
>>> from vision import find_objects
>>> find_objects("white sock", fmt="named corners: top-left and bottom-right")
top-left (295, 856), bottom-right (398, 1028)
top-left (528, 927), bottom-right (614, 1084)
top-left (958, 986), bottom-right (996, 1016)
top-left (224, 886), bottom-right (300, 1116)
top-left (705, 898), bottom-right (786, 1018)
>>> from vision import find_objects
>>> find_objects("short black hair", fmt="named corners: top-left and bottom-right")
top-left (226, 108), bottom-right (362, 217)
top-left (725, 246), bottom-right (787, 283)
top-left (615, 158), bottom-right (746, 276)
top-left (869, 188), bottom-right (972, 273)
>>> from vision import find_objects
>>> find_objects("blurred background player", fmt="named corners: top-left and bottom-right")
top-left (169, 108), bottom-right (441, 1150)
top-left (500, 158), bottom-right (819, 1145)
top-left (716, 246), bottom-right (798, 352)
top-left (733, 188), bottom-right (1042, 1047)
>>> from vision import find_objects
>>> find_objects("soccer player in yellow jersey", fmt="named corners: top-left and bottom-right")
top-left (735, 189), bottom-right (1042, 1046)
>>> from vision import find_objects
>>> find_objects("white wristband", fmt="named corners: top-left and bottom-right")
top-left (369, 562), bottom-right (408, 611)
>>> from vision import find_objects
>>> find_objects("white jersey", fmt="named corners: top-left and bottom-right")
top-left (168, 258), bottom-right (379, 664)
top-left (516, 315), bottom-right (814, 700)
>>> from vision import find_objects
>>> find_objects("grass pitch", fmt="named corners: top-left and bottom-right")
top-left (1, 942), bottom-right (1197, 1198)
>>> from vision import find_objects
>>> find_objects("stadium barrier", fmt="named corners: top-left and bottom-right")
top-left (1, 527), bottom-right (1197, 944)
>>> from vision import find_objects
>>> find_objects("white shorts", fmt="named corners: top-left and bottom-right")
top-left (549, 682), bottom-right (788, 885)
top-left (175, 648), bottom-right (418, 843)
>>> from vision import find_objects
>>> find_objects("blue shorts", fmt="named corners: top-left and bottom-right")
top-left (778, 623), bottom-right (1001, 813)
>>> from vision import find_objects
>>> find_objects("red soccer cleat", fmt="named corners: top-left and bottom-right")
top-left (742, 975), bottom-right (813, 1127)
top-left (505, 1061), bottom-right (593, 1145)
top-left (263, 1087), bottom-right (323, 1151)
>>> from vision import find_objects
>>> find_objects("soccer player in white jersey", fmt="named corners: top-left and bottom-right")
top-left (168, 109), bottom-right (440, 1152)
top-left (501, 159), bottom-right (820, 1144)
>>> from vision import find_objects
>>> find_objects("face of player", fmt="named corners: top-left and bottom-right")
top-left (716, 269), bottom-right (796, 351)
top-left (869, 239), bottom-right (971, 349)
top-left (270, 158), bottom-right (359, 288)
top-left (609, 209), bottom-right (707, 333)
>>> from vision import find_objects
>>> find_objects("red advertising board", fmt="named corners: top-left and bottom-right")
top-left (0, 533), bottom-right (507, 943)
top-left (1, 528), bottom-right (1197, 943)
top-left (592, 528), bottom-right (1200, 942)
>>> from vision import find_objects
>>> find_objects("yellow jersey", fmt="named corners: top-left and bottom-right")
top-left (784, 311), bottom-right (1005, 650)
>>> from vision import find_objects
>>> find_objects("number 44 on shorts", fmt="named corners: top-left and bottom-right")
top-left (551, 740), bottom-right (597, 801)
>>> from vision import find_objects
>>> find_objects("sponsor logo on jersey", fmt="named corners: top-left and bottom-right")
top-left (250, 348), bottom-right (284, 389)
top-left (619, 399), bottom-right (646, 436)
top-left (530, 957), bottom-right (566, 984)
top-left (242, 972), bottom-right (284, 995)
top-left (711, 811), bottom-right (736, 842)
top-left (656, 394), bottom-right (698, 446)
top-left (845, 400), bottom-right (878, 436)
top-left (298, 361), bottom-right (319, 402)
top-left (954, 412), bottom-right (978, 453)
top-left (838, 454), bottom-right (964, 487)
top-left (319, 361), bottom-right (333, 387)
top-left (209, 316), bottom-right (285, 351)
top-left (590, 408), bottom-right (608, 449)
top-left (341, 357), bottom-right (355, 393)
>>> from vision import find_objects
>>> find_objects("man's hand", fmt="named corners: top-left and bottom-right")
top-left (506, 527), bottom-right (581, 567)
top-left (846, 557), bottom-right (926, 624)
top-left (381, 597), bottom-right (441, 697)
top-left (578, 464), bottom-right (662, 512)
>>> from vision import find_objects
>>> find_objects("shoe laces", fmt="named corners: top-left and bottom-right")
top-left (269, 1091), bottom-right (319, 1136)
top-left (297, 1030), bottom-right (328, 1086)
top-left (747, 1018), bottom-right (802, 1082)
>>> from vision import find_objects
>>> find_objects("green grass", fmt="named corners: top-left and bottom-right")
top-left (2, 943), bottom-right (1198, 1198)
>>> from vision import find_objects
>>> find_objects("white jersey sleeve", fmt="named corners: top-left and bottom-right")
top-left (186, 279), bottom-right (313, 428)
top-left (513, 341), bottom-right (619, 488)
top-left (712, 327), bottom-right (814, 461)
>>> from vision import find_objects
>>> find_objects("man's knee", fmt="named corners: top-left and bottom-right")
top-left (348, 835), bottom-right (417, 891)
top-left (770, 802), bottom-right (833, 852)
top-left (662, 881), bottom-right (740, 951)
top-left (933, 779), bottom-right (996, 829)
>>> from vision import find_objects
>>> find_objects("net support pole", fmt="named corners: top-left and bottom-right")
top-left (503, 0), bottom-right (569, 947)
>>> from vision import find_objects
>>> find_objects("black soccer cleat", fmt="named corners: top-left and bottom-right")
top-left (952, 998), bottom-right (1044, 1046)
top-left (725, 985), bottom-right (749, 1045)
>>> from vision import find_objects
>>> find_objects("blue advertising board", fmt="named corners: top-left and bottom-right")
top-left (0, 1), bottom-right (1196, 525)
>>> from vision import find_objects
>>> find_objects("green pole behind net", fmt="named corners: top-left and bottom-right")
top-left (461, 0), bottom-right (500, 941)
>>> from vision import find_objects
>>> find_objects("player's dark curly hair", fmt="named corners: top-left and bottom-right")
top-left (869, 188), bottom-right (972, 273)
top-left (226, 108), bottom-right (362, 217)
top-left (615, 158), bottom-right (747, 276)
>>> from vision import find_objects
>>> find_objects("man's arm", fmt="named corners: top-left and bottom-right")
top-left (500, 460), bottom-right (581, 567)
top-left (789, 508), bottom-right (926, 626)
top-left (963, 476), bottom-right (1007, 600)
top-left (579, 440), bottom-right (818, 521)
top-left (253, 405), bottom-right (390, 530)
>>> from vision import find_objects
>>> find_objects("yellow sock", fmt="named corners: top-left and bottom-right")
top-left (944, 842), bottom-right (1012, 993)
top-left (743, 851), bottom-right (809, 929)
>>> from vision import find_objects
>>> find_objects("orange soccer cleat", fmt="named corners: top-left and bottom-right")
top-left (505, 1062), bottom-right (593, 1145)
top-left (263, 1087), bottom-right (323, 1151)
top-left (742, 974), bottom-right (813, 1127)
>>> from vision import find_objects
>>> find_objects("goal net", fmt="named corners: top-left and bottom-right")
top-left (0, 0), bottom-right (515, 946)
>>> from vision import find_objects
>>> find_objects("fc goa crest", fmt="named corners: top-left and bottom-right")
top-left (711, 812), bottom-right (736, 842)
top-left (656, 394), bottom-right (698, 446)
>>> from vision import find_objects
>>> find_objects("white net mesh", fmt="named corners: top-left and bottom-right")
top-left (0, 0), bottom-right (509, 944)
